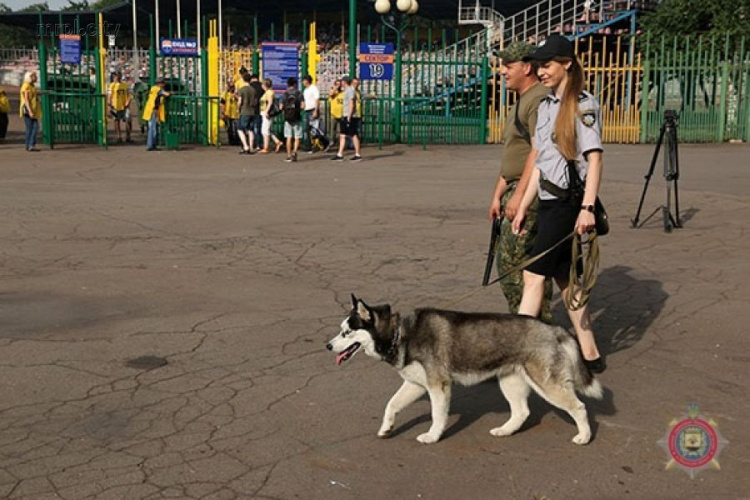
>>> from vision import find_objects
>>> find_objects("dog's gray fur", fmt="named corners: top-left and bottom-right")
top-left (326, 295), bottom-right (603, 445)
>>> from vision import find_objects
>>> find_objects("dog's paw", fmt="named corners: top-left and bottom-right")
top-left (489, 426), bottom-right (514, 437)
top-left (377, 426), bottom-right (393, 438)
top-left (416, 432), bottom-right (440, 444)
top-left (572, 432), bottom-right (591, 445)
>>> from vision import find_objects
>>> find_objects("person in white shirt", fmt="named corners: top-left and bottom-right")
top-left (302, 75), bottom-right (320, 152)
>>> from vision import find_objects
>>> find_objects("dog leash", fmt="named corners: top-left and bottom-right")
top-left (439, 229), bottom-right (578, 309)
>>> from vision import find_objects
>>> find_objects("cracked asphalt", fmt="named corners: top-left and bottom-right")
top-left (0, 132), bottom-right (748, 499)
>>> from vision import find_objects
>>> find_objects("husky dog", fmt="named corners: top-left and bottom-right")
top-left (326, 295), bottom-right (603, 445)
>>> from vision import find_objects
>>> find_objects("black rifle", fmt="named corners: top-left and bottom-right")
top-left (482, 215), bottom-right (503, 286)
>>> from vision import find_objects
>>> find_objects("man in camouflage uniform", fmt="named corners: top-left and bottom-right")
top-left (488, 42), bottom-right (553, 322)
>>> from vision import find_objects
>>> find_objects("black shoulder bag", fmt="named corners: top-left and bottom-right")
top-left (567, 160), bottom-right (610, 236)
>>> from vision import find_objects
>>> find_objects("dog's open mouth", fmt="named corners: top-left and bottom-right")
top-left (336, 342), bottom-right (361, 365)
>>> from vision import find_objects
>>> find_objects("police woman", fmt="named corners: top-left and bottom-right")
top-left (511, 35), bottom-right (605, 373)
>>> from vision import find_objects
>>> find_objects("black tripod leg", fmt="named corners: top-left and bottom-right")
top-left (671, 126), bottom-right (682, 228)
top-left (632, 124), bottom-right (666, 228)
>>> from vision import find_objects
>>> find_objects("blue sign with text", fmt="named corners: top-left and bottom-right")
top-left (261, 42), bottom-right (300, 92)
top-left (59, 34), bottom-right (82, 65)
top-left (359, 43), bottom-right (394, 80)
top-left (160, 38), bottom-right (198, 56)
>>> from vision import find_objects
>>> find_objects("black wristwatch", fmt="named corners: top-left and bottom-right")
top-left (581, 204), bottom-right (595, 212)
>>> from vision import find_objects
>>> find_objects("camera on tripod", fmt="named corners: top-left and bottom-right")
top-left (631, 109), bottom-right (683, 232)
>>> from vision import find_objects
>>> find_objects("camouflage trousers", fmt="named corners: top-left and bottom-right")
top-left (494, 185), bottom-right (554, 323)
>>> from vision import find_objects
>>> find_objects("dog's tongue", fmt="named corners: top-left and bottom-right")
top-left (336, 352), bottom-right (347, 365)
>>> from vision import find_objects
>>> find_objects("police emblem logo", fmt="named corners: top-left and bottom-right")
top-left (581, 111), bottom-right (596, 127)
top-left (657, 404), bottom-right (728, 478)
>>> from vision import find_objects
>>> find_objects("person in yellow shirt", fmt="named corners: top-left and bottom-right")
top-left (221, 82), bottom-right (240, 146)
top-left (108, 71), bottom-right (132, 143)
top-left (258, 78), bottom-right (283, 153)
top-left (20, 71), bottom-right (42, 152)
top-left (328, 79), bottom-right (344, 143)
top-left (142, 78), bottom-right (170, 151)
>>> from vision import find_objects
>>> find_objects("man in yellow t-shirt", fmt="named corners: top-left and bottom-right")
top-left (108, 71), bottom-right (132, 143)
top-left (142, 78), bottom-right (170, 151)
top-left (328, 79), bottom-right (344, 143)
top-left (221, 83), bottom-right (240, 146)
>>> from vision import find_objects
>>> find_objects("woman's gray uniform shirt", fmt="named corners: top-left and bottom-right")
top-left (533, 90), bottom-right (603, 200)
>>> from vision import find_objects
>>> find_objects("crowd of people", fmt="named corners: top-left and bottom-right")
top-left (218, 68), bottom-right (364, 162)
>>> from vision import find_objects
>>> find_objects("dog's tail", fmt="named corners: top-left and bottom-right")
top-left (561, 335), bottom-right (604, 400)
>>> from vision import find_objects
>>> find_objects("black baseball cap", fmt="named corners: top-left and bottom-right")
top-left (523, 34), bottom-right (575, 62)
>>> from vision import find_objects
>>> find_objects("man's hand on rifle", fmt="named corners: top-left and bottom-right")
top-left (488, 197), bottom-right (502, 222)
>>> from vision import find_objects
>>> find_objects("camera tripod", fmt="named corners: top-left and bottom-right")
top-left (631, 110), bottom-right (683, 232)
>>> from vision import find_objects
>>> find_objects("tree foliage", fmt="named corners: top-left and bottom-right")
top-left (640, 0), bottom-right (750, 45)
top-left (90, 0), bottom-right (123, 10)
top-left (61, 0), bottom-right (90, 11)
top-left (19, 2), bottom-right (49, 12)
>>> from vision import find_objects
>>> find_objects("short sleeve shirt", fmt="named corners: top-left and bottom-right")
top-left (109, 82), bottom-right (130, 111)
top-left (238, 85), bottom-right (256, 116)
top-left (303, 84), bottom-right (319, 111)
top-left (500, 83), bottom-right (548, 182)
top-left (533, 90), bottom-right (603, 200)
top-left (343, 87), bottom-right (358, 118)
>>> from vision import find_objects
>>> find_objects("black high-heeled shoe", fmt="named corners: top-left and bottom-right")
top-left (584, 357), bottom-right (607, 374)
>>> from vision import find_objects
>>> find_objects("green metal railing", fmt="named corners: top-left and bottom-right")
top-left (163, 95), bottom-right (220, 146)
top-left (46, 92), bottom-right (106, 146)
top-left (641, 35), bottom-right (750, 143)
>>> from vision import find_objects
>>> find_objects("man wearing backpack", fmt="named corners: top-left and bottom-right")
top-left (487, 42), bottom-right (552, 322)
top-left (281, 77), bottom-right (303, 162)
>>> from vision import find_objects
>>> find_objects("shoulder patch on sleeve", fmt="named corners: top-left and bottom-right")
top-left (580, 109), bottom-right (596, 127)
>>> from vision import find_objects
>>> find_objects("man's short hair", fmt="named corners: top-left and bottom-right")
top-left (243, 73), bottom-right (251, 83)
top-left (287, 77), bottom-right (297, 87)
top-left (264, 78), bottom-right (273, 88)
top-left (341, 76), bottom-right (351, 84)
top-left (250, 74), bottom-right (259, 80)
top-left (303, 75), bottom-right (313, 84)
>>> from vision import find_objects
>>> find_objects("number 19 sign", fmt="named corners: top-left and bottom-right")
top-left (359, 43), bottom-right (394, 81)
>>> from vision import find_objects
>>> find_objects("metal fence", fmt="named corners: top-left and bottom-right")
top-left (641, 36), bottom-right (750, 143)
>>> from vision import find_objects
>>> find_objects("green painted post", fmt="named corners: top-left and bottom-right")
top-left (640, 60), bottom-right (649, 144)
top-left (39, 40), bottom-right (52, 147)
top-left (94, 45), bottom-right (104, 147)
top-left (395, 33), bottom-right (402, 142)
top-left (479, 56), bottom-right (488, 144)
top-left (254, 15), bottom-right (258, 45)
top-left (349, 0), bottom-right (356, 77)
top-left (201, 45), bottom-right (209, 146)
top-left (718, 36), bottom-right (730, 143)
top-left (149, 14), bottom-right (157, 86)
top-left (301, 20), bottom-right (308, 79)
top-left (270, 23), bottom-right (275, 42)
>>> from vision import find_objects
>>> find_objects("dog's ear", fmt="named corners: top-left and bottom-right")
top-left (356, 299), bottom-right (372, 323)
top-left (350, 293), bottom-right (358, 309)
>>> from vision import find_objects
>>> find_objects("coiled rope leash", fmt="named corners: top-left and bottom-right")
top-left (564, 231), bottom-right (600, 311)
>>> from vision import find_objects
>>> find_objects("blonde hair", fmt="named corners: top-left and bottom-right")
top-left (23, 71), bottom-right (37, 85)
top-left (553, 56), bottom-right (585, 161)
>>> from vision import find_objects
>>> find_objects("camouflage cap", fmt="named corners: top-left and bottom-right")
top-left (497, 41), bottom-right (535, 63)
